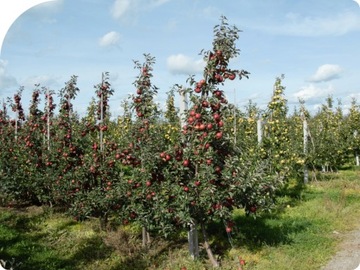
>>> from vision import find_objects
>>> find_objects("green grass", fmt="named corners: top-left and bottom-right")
top-left (1, 167), bottom-right (360, 269)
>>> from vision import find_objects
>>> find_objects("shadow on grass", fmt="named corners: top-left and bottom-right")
top-left (0, 210), bottom-right (69, 270)
top-left (108, 231), bottom-right (188, 270)
top-left (205, 180), bottom-right (323, 256)
top-left (233, 215), bottom-right (313, 251)
top-left (0, 207), bottom-right (190, 270)
top-left (0, 208), bottom-right (117, 270)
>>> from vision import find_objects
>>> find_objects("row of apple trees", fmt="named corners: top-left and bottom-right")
top-left (0, 16), bottom-right (359, 266)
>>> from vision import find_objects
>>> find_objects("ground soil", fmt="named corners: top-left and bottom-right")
top-left (322, 228), bottom-right (360, 270)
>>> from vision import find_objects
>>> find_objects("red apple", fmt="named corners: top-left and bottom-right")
top-left (202, 100), bottom-right (209, 108)
top-left (214, 90), bottom-right (222, 98)
top-left (228, 73), bottom-right (236, 80)
top-left (123, 219), bottom-right (129, 225)
top-left (215, 74), bottom-right (224, 82)
top-left (211, 103), bottom-right (221, 111)
top-left (213, 113), bottom-right (221, 122)
top-left (215, 131), bottom-right (223, 139)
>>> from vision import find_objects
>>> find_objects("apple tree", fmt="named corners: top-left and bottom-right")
top-left (307, 96), bottom-right (348, 172)
top-left (102, 54), bottom-right (173, 246)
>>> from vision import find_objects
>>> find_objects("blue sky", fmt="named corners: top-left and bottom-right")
top-left (1, 0), bottom-right (360, 118)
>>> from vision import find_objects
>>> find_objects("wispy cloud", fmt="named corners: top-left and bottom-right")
top-left (111, 0), bottom-right (132, 20)
top-left (26, 0), bottom-right (64, 22)
top-left (0, 59), bottom-right (17, 90)
top-left (256, 11), bottom-right (360, 36)
top-left (150, 0), bottom-right (170, 8)
top-left (110, 0), bottom-right (171, 20)
top-left (166, 54), bottom-right (205, 75)
top-left (99, 31), bottom-right (121, 48)
top-left (308, 64), bottom-right (342, 83)
top-left (21, 74), bottom-right (60, 89)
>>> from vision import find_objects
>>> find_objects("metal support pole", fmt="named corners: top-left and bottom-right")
top-left (257, 119), bottom-right (263, 145)
top-left (179, 89), bottom-right (199, 259)
top-left (100, 73), bottom-right (104, 153)
top-left (46, 89), bottom-right (50, 150)
top-left (303, 119), bottom-right (309, 184)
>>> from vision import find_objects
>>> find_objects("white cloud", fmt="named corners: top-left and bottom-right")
top-left (167, 54), bottom-right (205, 75)
top-left (308, 64), bottom-right (342, 83)
top-left (99, 31), bottom-right (121, 47)
top-left (0, 59), bottom-right (17, 90)
top-left (111, 0), bottom-right (132, 20)
top-left (258, 11), bottom-right (360, 36)
top-left (293, 84), bottom-right (334, 103)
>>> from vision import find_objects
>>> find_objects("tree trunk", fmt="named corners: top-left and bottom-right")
top-left (201, 223), bottom-right (219, 268)
top-left (99, 214), bottom-right (108, 231)
top-left (142, 227), bottom-right (151, 247)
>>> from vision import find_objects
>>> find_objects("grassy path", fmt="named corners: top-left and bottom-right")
top-left (321, 228), bottom-right (360, 270)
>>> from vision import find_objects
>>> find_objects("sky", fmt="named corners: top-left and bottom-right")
top-left (1, 0), bottom-right (360, 118)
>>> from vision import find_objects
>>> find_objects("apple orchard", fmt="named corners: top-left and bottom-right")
top-left (0, 17), bottom-right (359, 267)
